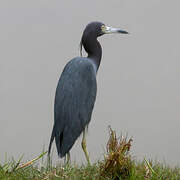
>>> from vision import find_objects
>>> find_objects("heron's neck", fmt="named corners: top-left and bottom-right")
top-left (84, 38), bottom-right (102, 70)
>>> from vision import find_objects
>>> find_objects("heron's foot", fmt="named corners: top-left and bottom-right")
top-left (81, 134), bottom-right (91, 165)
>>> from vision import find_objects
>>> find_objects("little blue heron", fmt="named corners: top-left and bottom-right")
top-left (48, 21), bottom-right (128, 164)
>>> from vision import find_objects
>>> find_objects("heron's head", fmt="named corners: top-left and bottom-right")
top-left (82, 21), bottom-right (129, 38)
top-left (80, 21), bottom-right (129, 56)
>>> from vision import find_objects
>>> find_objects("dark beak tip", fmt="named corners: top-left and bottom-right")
top-left (118, 30), bottom-right (129, 34)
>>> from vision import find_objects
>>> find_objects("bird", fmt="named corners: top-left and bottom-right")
top-left (48, 21), bottom-right (128, 164)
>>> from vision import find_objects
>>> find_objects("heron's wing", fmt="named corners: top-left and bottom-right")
top-left (54, 58), bottom-right (97, 157)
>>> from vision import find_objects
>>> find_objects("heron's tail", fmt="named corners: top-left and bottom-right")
top-left (48, 125), bottom-right (55, 156)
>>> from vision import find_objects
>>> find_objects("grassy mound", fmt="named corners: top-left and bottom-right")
top-left (1, 127), bottom-right (179, 180)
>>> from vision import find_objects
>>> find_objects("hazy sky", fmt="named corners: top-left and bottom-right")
top-left (0, 0), bottom-right (180, 165)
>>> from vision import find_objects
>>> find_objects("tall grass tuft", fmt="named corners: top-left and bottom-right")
top-left (100, 126), bottom-right (133, 179)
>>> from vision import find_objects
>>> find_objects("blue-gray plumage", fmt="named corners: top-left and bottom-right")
top-left (54, 58), bottom-right (97, 157)
top-left (48, 21), bottom-right (128, 164)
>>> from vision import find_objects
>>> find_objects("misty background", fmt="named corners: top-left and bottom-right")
top-left (0, 0), bottom-right (179, 165)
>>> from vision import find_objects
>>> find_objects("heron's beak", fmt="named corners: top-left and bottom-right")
top-left (102, 25), bottom-right (129, 34)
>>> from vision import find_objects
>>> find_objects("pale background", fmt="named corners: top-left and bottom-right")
top-left (0, 0), bottom-right (179, 165)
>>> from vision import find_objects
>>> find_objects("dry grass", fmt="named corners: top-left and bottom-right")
top-left (100, 126), bottom-right (133, 179)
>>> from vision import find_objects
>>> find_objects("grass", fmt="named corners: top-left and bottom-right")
top-left (0, 127), bottom-right (180, 180)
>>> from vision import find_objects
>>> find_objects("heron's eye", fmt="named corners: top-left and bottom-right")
top-left (101, 25), bottom-right (106, 32)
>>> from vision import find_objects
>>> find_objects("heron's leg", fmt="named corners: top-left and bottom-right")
top-left (47, 154), bottom-right (52, 170)
top-left (64, 152), bottom-right (71, 164)
top-left (81, 130), bottom-right (91, 165)
top-left (67, 152), bottom-right (70, 164)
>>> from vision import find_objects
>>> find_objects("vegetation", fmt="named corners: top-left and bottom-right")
top-left (0, 127), bottom-right (180, 180)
